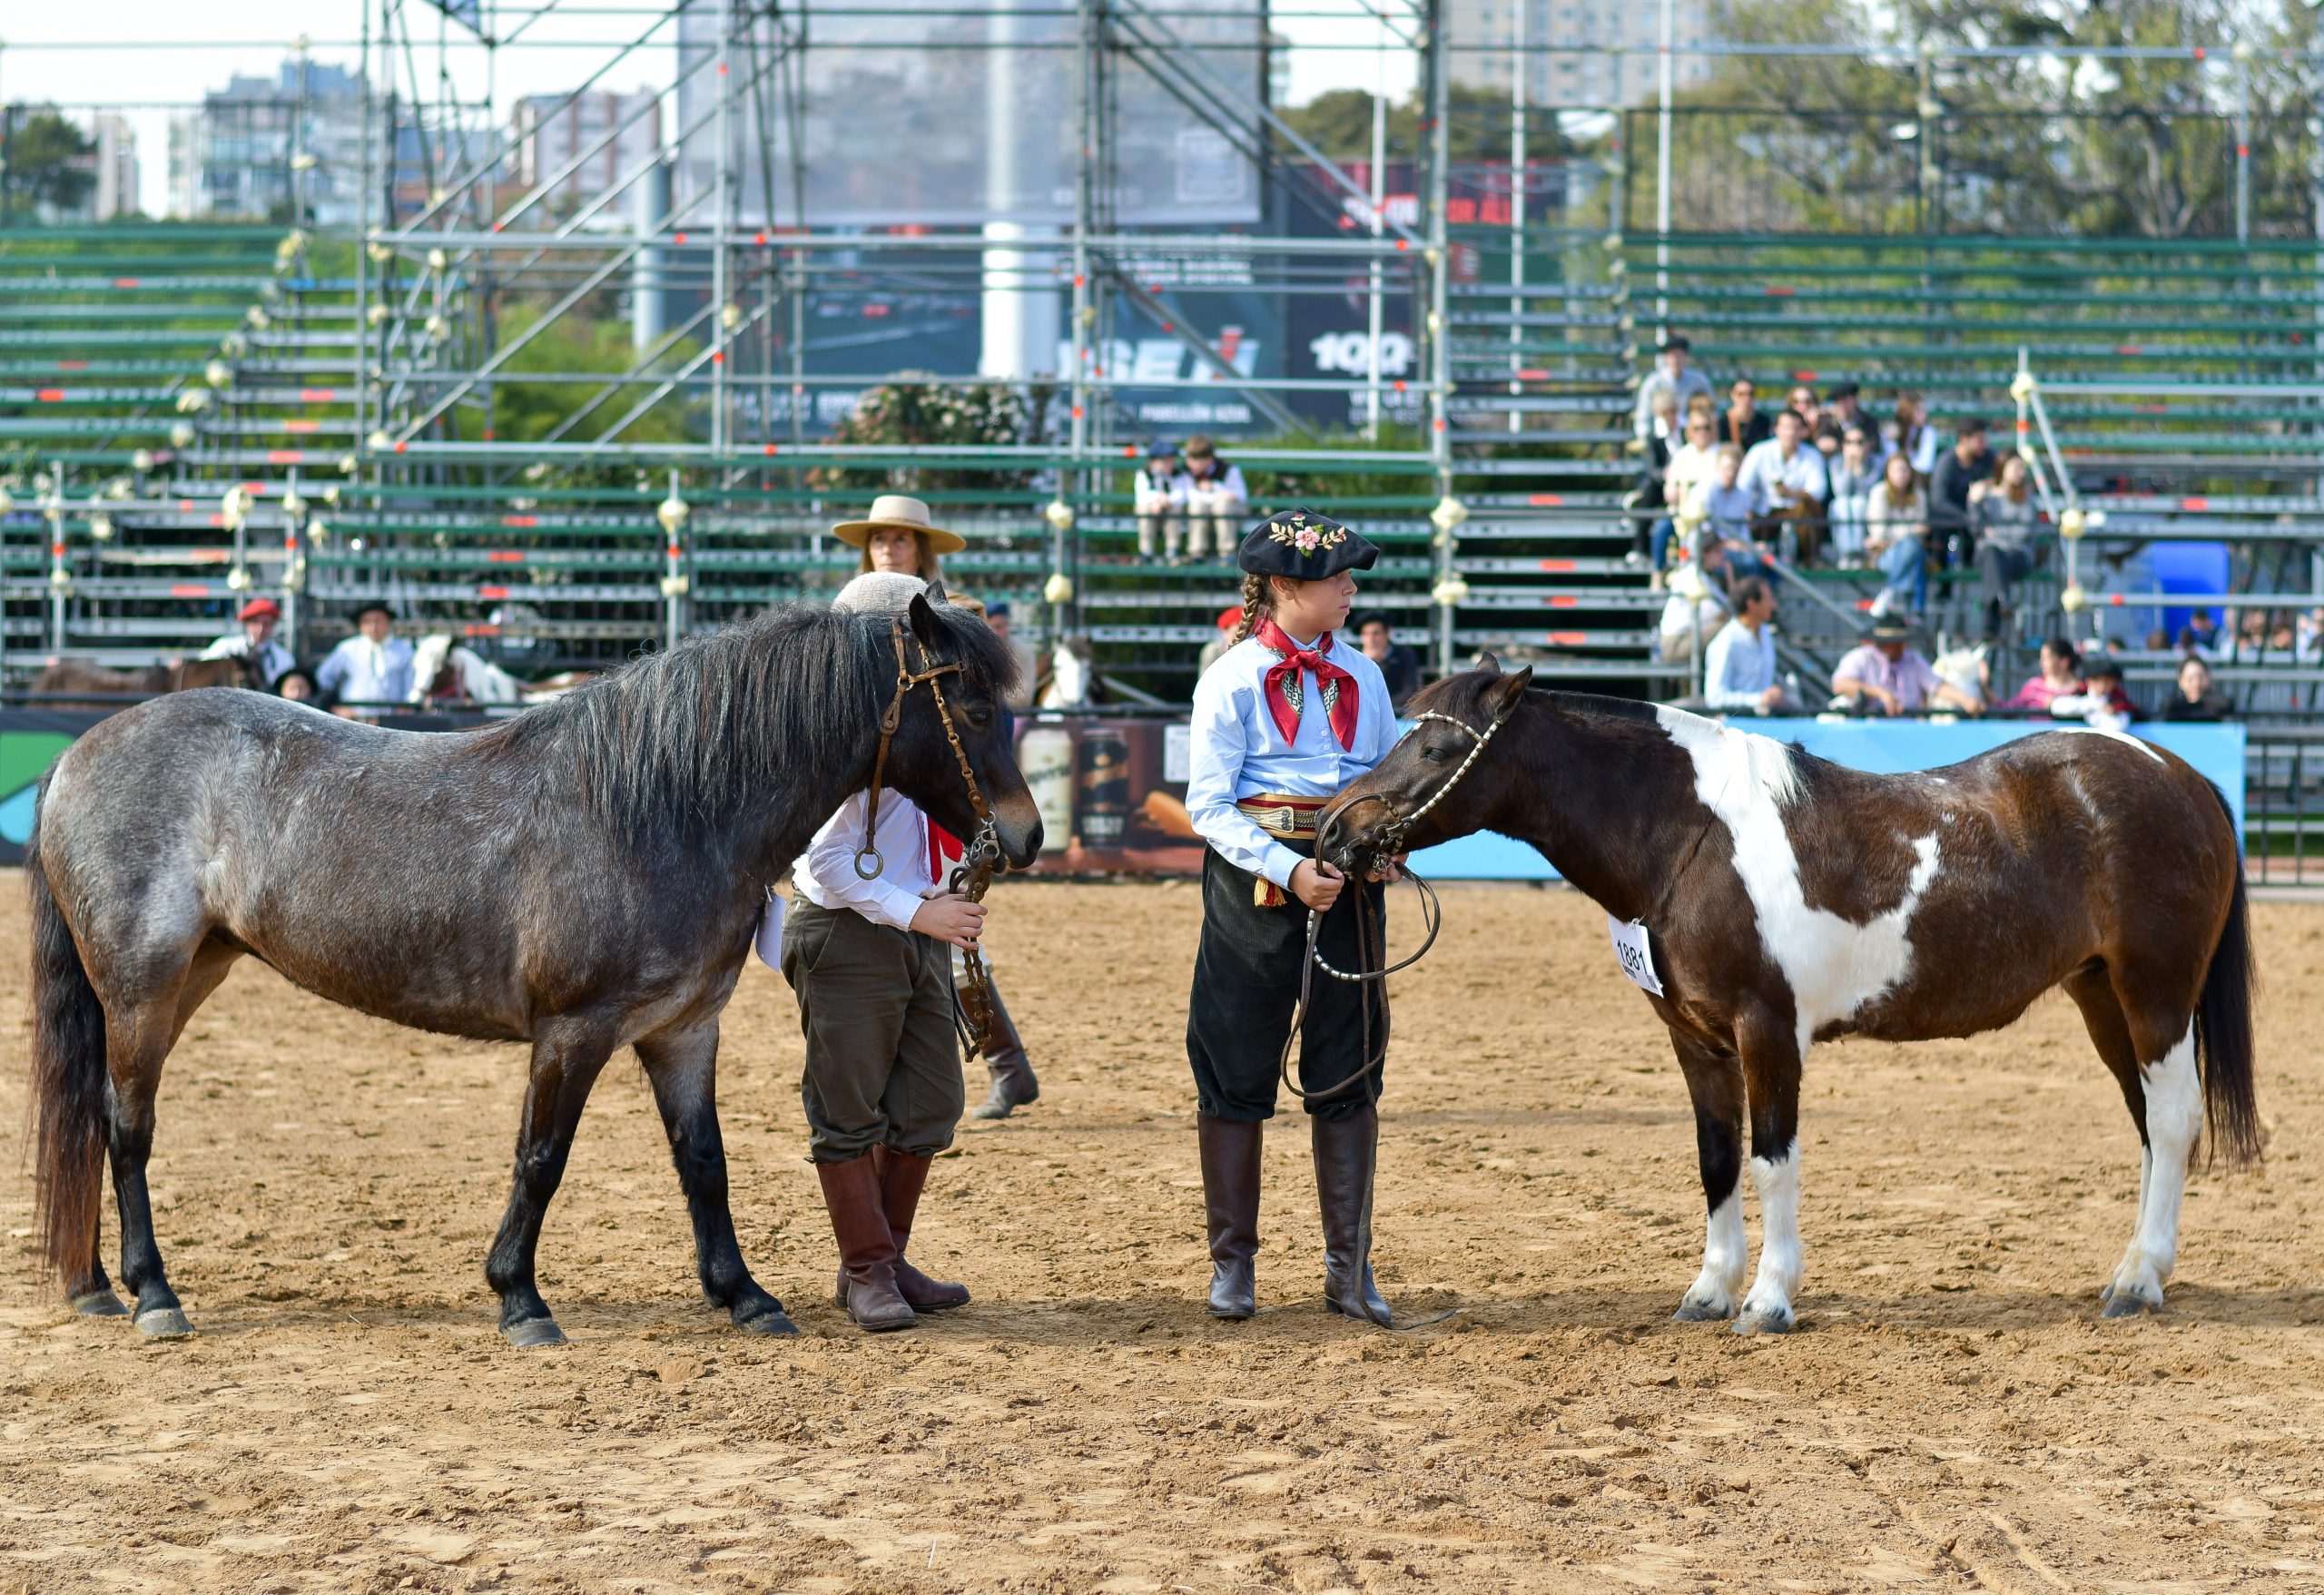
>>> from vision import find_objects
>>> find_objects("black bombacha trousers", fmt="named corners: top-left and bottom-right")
top-left (1186, 839), bottom-right (1387, 1126)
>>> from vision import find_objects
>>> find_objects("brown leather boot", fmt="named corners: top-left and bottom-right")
top-left (816, 1156), bottom-right (916, 1332)
top-left (1197, 1114), bottom-right (1263, 1320)
top-left (858, 1146), bottom-right (970, 1311)
top-left (970, 987), bottom-right (1039, 1120)
top-left (1313, 1105), bottom-right (1394, 1325)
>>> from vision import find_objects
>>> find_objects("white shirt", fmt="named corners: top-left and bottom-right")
top-left (792, 789), bottom-right (948, 931)
top-left (1703, 619), bottom-right (1778, 710)
top-left (1739, 438), bottom-right (1828, 509)
top-left (315, 634), bottom-right (415, 704)
top-left (1183, 464), bottom-right (1248, 504)
top-left (1135, 468), bottom-right (1188, 513)
top-left (1185, 632), bottom-right (1397, 890)
top-left (201, 632), bottom-right (294, 686)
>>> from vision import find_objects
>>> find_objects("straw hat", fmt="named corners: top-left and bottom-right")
top-left (830, 494), bottom-right (967, 555)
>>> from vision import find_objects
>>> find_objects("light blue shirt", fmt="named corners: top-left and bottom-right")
top-left (1703, 619), bottom-right (1777, 711)
top-left (1185, 632), bottom-right (1397, 889)
top-left (316, 634), bottom-right (416, 705)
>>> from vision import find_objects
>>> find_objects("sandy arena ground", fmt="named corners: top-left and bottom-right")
top-left (4, 875), bottom-right (2324, 1592)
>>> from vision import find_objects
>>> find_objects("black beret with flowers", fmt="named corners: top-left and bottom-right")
top-left (1235, 507), bottom-right (1380, 581)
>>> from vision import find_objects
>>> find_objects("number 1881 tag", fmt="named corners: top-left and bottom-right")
top-left (1607, 915), bottom-right (1665, 997)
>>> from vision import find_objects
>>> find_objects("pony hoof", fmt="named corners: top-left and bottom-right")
top-left (133, 1306), bottom-right (195, 1340)
top-left (2102, 1288), bottom-right (2162, 1318)
top-left (1732, 1305), bottom-right (1795, 1336)
top-left (1672, 1295), bottom-right (1736, 1323)
top-left (502, 1316), bottom-right (567, 1349)
top-left (735, 1304), bottom-right (799, 1336)
top-left (72, 1288), bottom-right (129, 1318)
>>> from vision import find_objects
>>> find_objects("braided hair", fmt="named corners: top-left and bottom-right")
top-left (1228, 571), bottom-right (1275, 645)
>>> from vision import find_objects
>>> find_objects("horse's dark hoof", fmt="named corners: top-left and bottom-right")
top-left (502, 1316), bottom-right (567, 1349)
top-left (1732, 1303), bottom-right (1795, 1336)
top-left (133, 1306), bottom-right (195, 1340)
top-left (2102, 1289), bottom-right (2162, 1318)
top-left (72, 1287), bottom-right (129, 1318)
top-left (734, 1303), bottom-right (799, 1336)
top-left (1672, 1288), bottom-right (1738, 1323)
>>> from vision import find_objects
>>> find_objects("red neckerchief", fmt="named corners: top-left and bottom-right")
top-left (1254, 616), bottom-right (1360, 752)
top-left (927, 815), bottom-right (963, 885)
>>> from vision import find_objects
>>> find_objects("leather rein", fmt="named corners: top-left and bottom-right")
top-left (853, 619), bottom-right (1005, 1059)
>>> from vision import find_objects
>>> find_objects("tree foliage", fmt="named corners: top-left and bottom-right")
top-left (1277, 84), bottom-right (1573, 164)
top-left (807, 380), bottom-right (1057, 495)
top-left (2, 109), bottom-right (96, 220)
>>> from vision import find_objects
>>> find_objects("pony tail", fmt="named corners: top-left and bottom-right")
top-left (1229, 572), bottom-right (1270, 645)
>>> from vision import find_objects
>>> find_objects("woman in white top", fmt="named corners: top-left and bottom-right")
top-left (1865, 451), bottom-right (1931, 615)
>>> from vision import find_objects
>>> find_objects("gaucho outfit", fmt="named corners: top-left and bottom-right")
top-left (1185, 510), bottom-right (1401, 1323)
top-left (782, 571), bottom-right (980, 1334)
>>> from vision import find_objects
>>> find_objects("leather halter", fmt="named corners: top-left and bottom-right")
top-left (853, 618), bottom-right (1005, 1058)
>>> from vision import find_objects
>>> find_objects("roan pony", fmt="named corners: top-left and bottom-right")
top-left (1322, 661), bottom-right (2258, 1334)
top-left (26, 591), bottom-right (1039, 1347)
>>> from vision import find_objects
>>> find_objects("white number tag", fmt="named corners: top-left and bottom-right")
top-left (753, 892), bottom-right (786, 972)
top-left (1608, 916), bottom-right (1665, 997)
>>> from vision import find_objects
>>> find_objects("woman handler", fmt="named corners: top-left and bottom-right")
top-left (1184, 508), bottom-right (1401, 1323)
top-left (835, 494), bottom-right (1041, 1122)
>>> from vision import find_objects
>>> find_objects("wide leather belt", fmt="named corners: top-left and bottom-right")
top-left (1236, 793), bottom-right (1328, 838)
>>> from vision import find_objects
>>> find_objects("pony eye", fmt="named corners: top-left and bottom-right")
top-left (1421, 744), bottom-right (1450, 763)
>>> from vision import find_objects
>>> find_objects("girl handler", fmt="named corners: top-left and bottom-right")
top-left (784, 565), bottom-right (987, 1333)
top-left (839, 494), bottom-right (1040, 1121)
top-left (1184, 508), bottom-right (1401, 1323)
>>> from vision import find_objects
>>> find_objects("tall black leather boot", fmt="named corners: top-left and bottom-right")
top-left (1313, 1105), bottom-right (1394, 1324)
top-left (970, 983), bottom-right (1040, 1121)
top-left (1196, 1114), bottom-right (1263, 1319)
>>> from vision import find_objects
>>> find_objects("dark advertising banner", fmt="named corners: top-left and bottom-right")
top-left (1011, 714), bottom-right (1206, 876)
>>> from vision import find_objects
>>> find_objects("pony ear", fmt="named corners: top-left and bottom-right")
top-left (1486, 665), bottom-right (1533, 718)
top-left (1475, 649), bottom-right (1502, 676)
top-left (923, 576), bottom-right (950, 606)
top-left (906, 591), bottom-right (944, 648)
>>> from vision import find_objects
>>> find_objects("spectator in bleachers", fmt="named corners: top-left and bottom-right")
top-left (983, 601), bottom-right (1039, 712)
top-left (201, 596), bottom-right (296, 687)
top-left (1197, 604), bottom-right (1243, 674)
top-left (316, 601), bottom-right (416, 719)
top-left (1628, 389), bottom-right (1685, 569)
top-left (2056, 654), bottom-right (2135, 733)
top-left (1889, 391), bottom-right (1938, 478)
top-left (1825, 425), bottom-right (1881, 566)
top-left (1787, 384), bottom-right (1822, 434)
top-left (1702, 576), bottom-right (1797, 715)
top-left (2299, 608), bottom-right (2324, 663)
top-left (1658, 534), bottom-right (1735, 665)
top-left (1826, 384), bottom-right (1880, 449)
top-left (1178, 438), bottom-right (1247, 562)
top-left (1928, 418), bottom-right (1994, 568)
top-left (2004, 637), bottom-right (2083, 712)
top-left (1739, 409), bottom-right (1828, 565)
top-left (2162, 656), bottom-right (2233, 722)
top-left (1633, 333), bottom-right (1713, 442)
top-left (2177, 607), bottom-right (2221, 658)
top-left (1970, 453), bottom-right (2040, 641)
top-left (1832, 617), bottom-right (1981, 716)
top-left (1134, 445), bottom-right (1188, 562)
top-left (1684, 444), bottom-right (1763, 569)
top-left (1655, 407), bottom-right (1721, 575)
top-left (1354, 612), bottom-right (1423, 709)
top-left (1718, 378), bottom-right (1771, 451)
top-left (1866, 451), bottom-right (1930, 615)
top-left (274, 665), bottom-right (319, 704)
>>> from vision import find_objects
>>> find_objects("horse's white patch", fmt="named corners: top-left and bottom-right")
top-left (2111, 1021), bottom-right (2201, 1310)
top-left (2053, 724), bottom-right (2166, 764)
top-left (1738, 1149), bottom-right (1802, 1333)
top-left (1654, 707), bottom-right (1943, 1057)
top-left (1680, 1181), bottom-right (1748, 1317)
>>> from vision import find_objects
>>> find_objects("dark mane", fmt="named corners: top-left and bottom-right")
top-left (481, 601), bottom-right (1012, 849)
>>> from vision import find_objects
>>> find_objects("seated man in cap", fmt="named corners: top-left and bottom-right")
top-left (201, 596), bottom-right (296, 688)
top-left (315, 600), bottom-right (417, 718)
top-left (1830, 616), bottom-right (1982, 717)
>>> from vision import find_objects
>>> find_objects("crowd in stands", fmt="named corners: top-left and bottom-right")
top-left (1135, 436), bottom-right (1249, 563)
top-left (1631, 336), bottom-right (2045, 645)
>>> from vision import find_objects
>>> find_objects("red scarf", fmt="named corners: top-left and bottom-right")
top-left (927, 815), bottom-right (963, 885)
top-left (1255, 616), bottom-right (1360, 751)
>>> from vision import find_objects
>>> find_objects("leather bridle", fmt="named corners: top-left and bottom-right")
top-left (853, 618), bottom-right (1006, 1058)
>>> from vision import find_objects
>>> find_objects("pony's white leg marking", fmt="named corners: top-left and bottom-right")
top-left (1677, 1176), bottom-right (1748, 1320)
top-left (2107, 1022), bottom-right (2201, 1315)
top-left (1736, 1148), bottom-right (1803, 1335)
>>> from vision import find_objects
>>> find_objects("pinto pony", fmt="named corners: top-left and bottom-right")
top-left (1322, 661), bottom-right (2258, 1334)
top-left (25, 593), bottom-right (1039, 1347)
